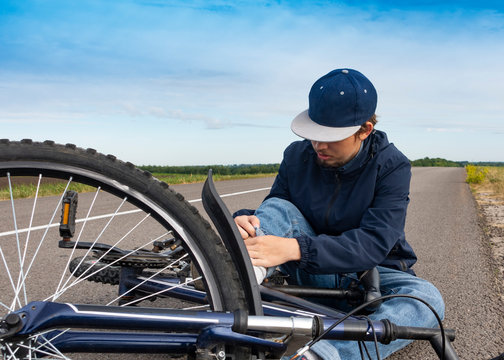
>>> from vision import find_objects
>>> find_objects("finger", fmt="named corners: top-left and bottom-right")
top-left (244, 239), bottom-right (260, 257)
top-left (245, 245), bottom-right (260, 261)
top-left (235, 216), bottom-right (256, 237)
top-left (250, 257), bottom-right (269, 268)
top-left (237, 227), bottom-right (249, 240)
top-left (241, 222), bottom-right (256, 238)
top-left (249, 216), bottom-right (261, 228)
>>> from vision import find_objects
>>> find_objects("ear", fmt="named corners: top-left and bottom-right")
top-left (358, 122), bottom-right (374, 141)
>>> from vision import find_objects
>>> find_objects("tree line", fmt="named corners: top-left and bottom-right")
top-left (409, 157), bottom-right (464, 167)
top-left (139, 158), bottom-right (503, 175)
top-left (410, 157), bottom-right (504, 167)
top-left (139, 164), bottom-right (280, 175)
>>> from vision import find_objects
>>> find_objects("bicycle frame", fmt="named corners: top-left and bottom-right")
top-left (3, 298), bottom-right (456, 358)
top-left (0, 169), bottom-right (459, 360)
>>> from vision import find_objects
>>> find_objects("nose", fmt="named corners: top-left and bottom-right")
top-left (313, 141), bottom-right (328, 150)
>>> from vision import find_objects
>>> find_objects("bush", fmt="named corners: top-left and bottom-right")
top-left (465, 165), bottom-right (488, 184)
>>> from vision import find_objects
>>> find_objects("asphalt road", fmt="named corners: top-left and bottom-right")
top-left (172, 168), bottom-right (504, 359)
top-left (390, 168), bottom-right (504, 359)
top-left (1, 168), bottom-right (503, 359)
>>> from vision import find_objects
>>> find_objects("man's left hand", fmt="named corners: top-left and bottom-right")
top-left (244, 235), bottom-right (301, 267)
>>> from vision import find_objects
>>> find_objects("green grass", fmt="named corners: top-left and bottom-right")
top-left (466, 166), bottom-right (504, 200)
top-left (0, 183), bottom-right (96, 201)
top-left (152, 172), bottom-right (276, 185)
top-left (0, 173), bottom-right (276, 200)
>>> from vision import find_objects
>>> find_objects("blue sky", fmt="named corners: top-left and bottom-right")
top-left (1, 1), bottom-right (503, 165)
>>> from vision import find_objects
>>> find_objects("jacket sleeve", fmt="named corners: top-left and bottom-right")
top-left (295, 157), bottom-right (412, 274)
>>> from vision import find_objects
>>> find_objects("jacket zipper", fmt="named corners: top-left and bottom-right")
top-left (324, 173), bottom-right (341, 227)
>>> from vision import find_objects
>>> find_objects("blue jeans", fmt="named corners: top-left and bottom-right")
top-left (255, 198), bottom-right (445, 360)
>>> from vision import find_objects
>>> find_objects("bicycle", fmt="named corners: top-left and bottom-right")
top-left (0, 139), bottom-right (458, 359)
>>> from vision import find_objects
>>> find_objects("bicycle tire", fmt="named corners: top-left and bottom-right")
top-left (0, 139), bottom-right (251, 359)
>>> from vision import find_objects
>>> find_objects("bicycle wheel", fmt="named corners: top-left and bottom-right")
top-left (0, 139), bottom-right (251, 359)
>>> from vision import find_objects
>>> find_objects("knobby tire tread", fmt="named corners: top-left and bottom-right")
top-left (0, 139), bottom-right (252, 359)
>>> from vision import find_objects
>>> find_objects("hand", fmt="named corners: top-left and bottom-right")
top-left (234, 215), bottom-right (260, 239)
top-left (244, 235), bottom-right (301, 268)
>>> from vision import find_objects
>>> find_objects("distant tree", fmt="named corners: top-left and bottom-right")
top-left (139, 160), bottom-right (503, 173)
top-left (410, 157), bottom-right (464, 167)
top-left (470, 162), bottom-right (504, 167)
top-left (138, 164), bottom-right (280, 174)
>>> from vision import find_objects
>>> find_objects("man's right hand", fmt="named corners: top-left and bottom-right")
top-left (234, 215), bottom-right (260, 239)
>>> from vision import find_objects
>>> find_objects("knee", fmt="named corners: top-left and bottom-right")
top-left (401, 276), bottom-right (446, 322)
top-left (255, 198), bottom-right (303, 226)
top-left (380, 269), bottom-right (445, 324)
top-left (255, 198), bottom-right (315, 238)
top-left (421, 280), bottom-right (445, 320)
top-left (259, 197), bottom-right (298, 213)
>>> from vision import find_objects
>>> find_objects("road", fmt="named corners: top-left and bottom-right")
top-left (1, 168), bottom-right (503, 359)
top-left (172, 168), bottom-right (504, 359)
top-left (389, 168), bottom-right (503, 359)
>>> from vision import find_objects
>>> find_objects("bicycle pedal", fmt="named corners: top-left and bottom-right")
top-left (59, 190), bottom-right (78, 241)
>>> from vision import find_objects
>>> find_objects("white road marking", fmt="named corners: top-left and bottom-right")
top-left (0, 186), bottom-right (271, 238)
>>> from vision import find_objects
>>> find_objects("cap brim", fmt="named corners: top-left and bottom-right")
top-left (291, 110), bottom-right (361, 142)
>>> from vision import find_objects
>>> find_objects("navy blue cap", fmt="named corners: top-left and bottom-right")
top-left (291, 69), bottom-right (377, 142)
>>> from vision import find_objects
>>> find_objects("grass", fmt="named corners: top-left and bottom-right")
top-left (0, 182), bottom-right (96, 201)
top-left (152, 172), bottom-right (276, 185)
top-left (0, 173), bottom-right (277, 200)
top-left (466, 165), bottom-right (504, 200)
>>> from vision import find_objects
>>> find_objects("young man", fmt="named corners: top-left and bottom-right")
top-left (234, 69), bottom-right (445, 359)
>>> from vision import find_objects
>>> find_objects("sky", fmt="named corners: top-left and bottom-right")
top-left (1, 0), bottom-right (503, 166)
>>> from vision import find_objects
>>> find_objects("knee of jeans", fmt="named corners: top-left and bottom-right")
top-left (426, 282), bottom-right (445, 319)
top-left (256, 197), bottom-right (315, 238)
top-left (409, 278), bottom-right (446, 320)
top-left (382, 270), bottom-right (446, 321)
top-left (260, 197), bottom-right (298, 213)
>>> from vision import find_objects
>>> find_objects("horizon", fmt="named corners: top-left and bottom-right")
top-left (1, 1), bottom-right (503, 165)
top-left (138, 157), bottom-right (503, 167)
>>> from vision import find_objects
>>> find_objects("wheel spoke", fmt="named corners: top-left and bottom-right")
top-left (59, 196), bottom-right (128, 290)
top-left (14, 174), bottom-right (42, 309)
top-left (0, 247), bottom-right (20, 309)
top-left (51, 212), bottom-right (153, 301)
top-left (54, 186), bottom-right (101, 297)
top-left (6, 172), bottom-right (27, 307)
top-left (120, 275), bottom-right (203, 307)
top-left (107, 252), bottom-right (189, 306)
top-left (35, 332), bottom-right (72, 360)
top-left (17, 342), bottom-right (67, 360)
top-left (10, 178), bottom-right (73, 310)
top-left (1, 140), bottom-right (246, 359)
top-left (182, 303), bottom-right (211, 310)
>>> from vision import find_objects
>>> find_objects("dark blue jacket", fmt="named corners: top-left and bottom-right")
top-left (238, 130), bottom-right (417, 275)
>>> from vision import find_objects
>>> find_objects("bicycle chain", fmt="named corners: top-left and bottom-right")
top-left (93, 251), bottom-right (174, 269)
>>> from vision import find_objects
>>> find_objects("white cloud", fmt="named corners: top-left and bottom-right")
top-left (1, 1), bottom-right (503, 163)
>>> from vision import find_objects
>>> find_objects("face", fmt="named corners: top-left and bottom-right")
top-left (311, 123), bottom-right (374, 168)
top-left (311, 136), bottom-right (362, 168)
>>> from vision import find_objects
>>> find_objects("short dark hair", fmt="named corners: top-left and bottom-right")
top-left (355, 114), bottom-right (377, 136)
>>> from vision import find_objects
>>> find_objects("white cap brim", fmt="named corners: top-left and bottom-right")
top-left (291, 110), bottom-right (361, 142)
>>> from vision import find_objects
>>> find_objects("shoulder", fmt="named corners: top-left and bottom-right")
top-left (284, 139), bottom-right (312, 153)
top-left (374, 131), bottom-right (410, 165)
top-left (372, 131), bottom-right (411, 177)
top-left (283, 140), bottom-right (314, 163)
